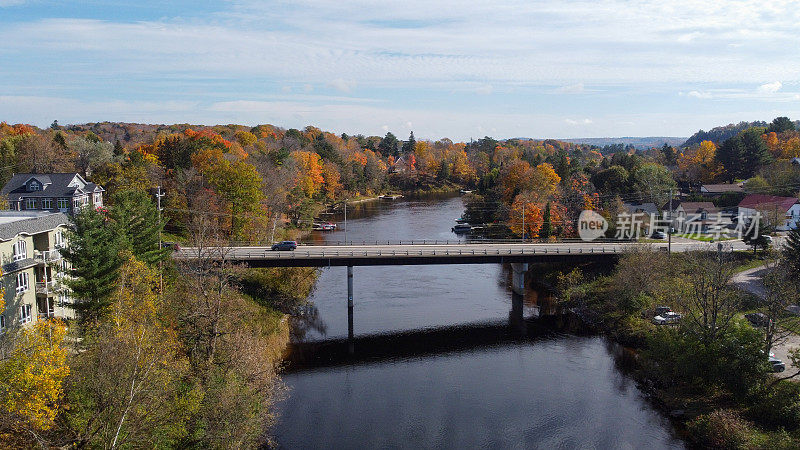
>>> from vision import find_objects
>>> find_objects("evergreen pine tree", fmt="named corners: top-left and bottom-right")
top-left (541, 202), bottom-right (552, 238)
top-left (402, 131), bottom-right (416, 154)
top-left (378, 132), bottom-right (399, 157)
top-left (109, 190), bottom-right (170, 266)
top-left (60, 208), bottom-right (123, 322)
top-left (782, 226), bottom-right (800, 277)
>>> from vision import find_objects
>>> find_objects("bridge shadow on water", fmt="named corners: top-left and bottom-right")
top-left (283, 305), bottom-right (591, 373)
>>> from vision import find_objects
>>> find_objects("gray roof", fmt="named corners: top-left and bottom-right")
top-left (623, 202), bottom-right (659, 215)
top-left (1, 173), bottom-right (104, 201)
top-left (0, 212), bottom-right (70, 241)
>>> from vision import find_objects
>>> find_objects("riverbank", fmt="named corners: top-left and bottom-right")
top-left (557, 250), bottom-right (800, 449)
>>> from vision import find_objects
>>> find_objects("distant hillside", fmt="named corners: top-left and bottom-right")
top-left (680, 119), bottom-right (800, 147)
top-left (560, 137), bottom-right (686, 151)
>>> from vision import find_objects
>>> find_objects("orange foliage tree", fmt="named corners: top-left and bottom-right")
top-left (290, 151), bottom-right (324, 198)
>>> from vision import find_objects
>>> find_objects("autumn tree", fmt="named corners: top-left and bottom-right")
top-left (289, 150), bottom-right (324, 198)
top-left (66, 256), bottom-right (192, 448)
top-left (0, 320), bottom-right (69, 446)
top-left (508, 193), bottom-right (544, 239)
top-left (207, 161), bottom-right (265, 240)
top-left (322, 161), bottom-right (342, 201)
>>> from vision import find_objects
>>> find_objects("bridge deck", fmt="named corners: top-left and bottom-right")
top-left (175, 241), bottom-right (743, 267)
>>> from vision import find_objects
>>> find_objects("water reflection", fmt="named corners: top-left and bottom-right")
top-left (272, 194), bottom-right (684, 449)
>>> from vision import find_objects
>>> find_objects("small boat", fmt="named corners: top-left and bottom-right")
top-left (459, 189), bottom-right (473, 195)
top-left (455, 216), bottom-right (468, 224)
top-left (380, 194), bottom-right (402, 200)
top-left (452, 223), bottom-right (472, 233)
top-left (312, 222), bottom-right (337, 231)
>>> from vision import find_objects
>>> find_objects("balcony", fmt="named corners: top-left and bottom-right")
top-left (33, 249), bottom-right (62, 265)
top-left (35, 281), bottom-right (57, 295)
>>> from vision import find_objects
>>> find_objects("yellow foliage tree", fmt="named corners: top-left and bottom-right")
top-left (0, 318), bottom-right (70, 439)
top-left (677, 140), bottom-right (723, 183)
top-left (68, 256), bottom-right (191, 448)
top-left (322, 161), bottom-right (342, 201)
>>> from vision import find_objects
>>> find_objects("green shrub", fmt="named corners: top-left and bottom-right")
top-left (748, 382), bottom-right (800, 431)
top-left (687, 409), bottom-right (755, 449)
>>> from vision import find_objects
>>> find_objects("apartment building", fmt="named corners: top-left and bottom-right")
top-left (1, 173), bottom-right (104, 215)
top-left (0, 211), bottom-right (72, 332)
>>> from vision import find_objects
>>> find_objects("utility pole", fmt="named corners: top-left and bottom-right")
top-left (156, 186), bottom-right (165, 293)
top-left (522, 203), bottom-right (525, 243)
top-left (668, 189), bottom-right (673, 254)
top-left (344, 200), bottom-right (348, 245)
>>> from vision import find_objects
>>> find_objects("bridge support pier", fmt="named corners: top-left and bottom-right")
top-left (347, 265), bottom-right (354, 354)
top-left (510, 263), bottom-right (528, 296)
top-left (509, 292), bottom-right (526, 337)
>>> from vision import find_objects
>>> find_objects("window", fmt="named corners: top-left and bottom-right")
top-left (94, 193), bottom-right (102, 204)
top-left (54, 231), bottom-right (64, 248)
top-left (57, 198), bottom-right (69, 210)
top-left (41, 198), bottom-right (52, 209)
top-left (16, 272), bottom-right (29, 293)
top-left (19, 304), bottom-right (31, 324)
top-left (28, 180), bottom-right (41, 191)
top-left (13, 240), bottom-right (27, 261)
top-left (58, 292), bottom-right (69, 307)
top-left (25, 198), bottom-right (36, 209)
top-left (73, 198), bottom-right (80, 208)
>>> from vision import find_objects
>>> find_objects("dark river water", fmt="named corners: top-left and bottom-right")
top-left (272, 194), bottom-right (685, 449)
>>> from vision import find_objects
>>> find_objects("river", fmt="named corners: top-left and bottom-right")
top-left (272, 194), bottom-right (685, 449)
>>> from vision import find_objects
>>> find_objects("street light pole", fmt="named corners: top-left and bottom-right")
top-left (668, 189), bottom-right (673, 254)
top-left (344, 200), bottom-right (348, 245)
top-left (522, 203), bottom-right (525, 243)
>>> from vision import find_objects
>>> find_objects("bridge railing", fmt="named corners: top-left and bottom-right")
top-left (222, 237), bottom-right (639, 247)
top-left (184, 244), bottom-right (631, 260)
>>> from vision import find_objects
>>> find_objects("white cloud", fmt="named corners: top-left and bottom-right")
top-left (555, 83), bottom-right (585, 94)
top-left (327, 79), bottom-right (356, 93)
top-left (473, 84), bottom-right (493, 95)
top-left (688, 90), bottom-right (713, 99)
top-left (757, 81), bottom-right (782, 93)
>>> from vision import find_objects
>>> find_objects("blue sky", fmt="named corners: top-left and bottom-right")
top-left (1, 0), bottom-right (799, 140)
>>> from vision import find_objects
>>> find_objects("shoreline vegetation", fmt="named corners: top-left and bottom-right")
top-left (549, 246), bottom-right (800, 449)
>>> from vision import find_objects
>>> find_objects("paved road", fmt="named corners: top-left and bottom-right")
top-left (176, 239), bottom-right (754, 264)
top-left (731, 265), bottom-right (769, 298)
top-left (731, 262), bottom-right (800, 375)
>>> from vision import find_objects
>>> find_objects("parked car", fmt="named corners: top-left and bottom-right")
top-left (651, 231), bottom-right (666, 239)
top-left (653, 312), bottom-right (682, 325)
top-left (160, 241), bottom-right (181, 251)
top-left (654, 306), bottom-right (672, 317)
top-left (745, 312), bottom-right (772, 328)
top-left (271, 241), bottom-right (298, 251)
top-left (770, 356), bottom-right (786, 372)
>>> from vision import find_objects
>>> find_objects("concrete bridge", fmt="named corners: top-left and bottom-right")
top-left (175, 239), bottom-right (748, 349)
